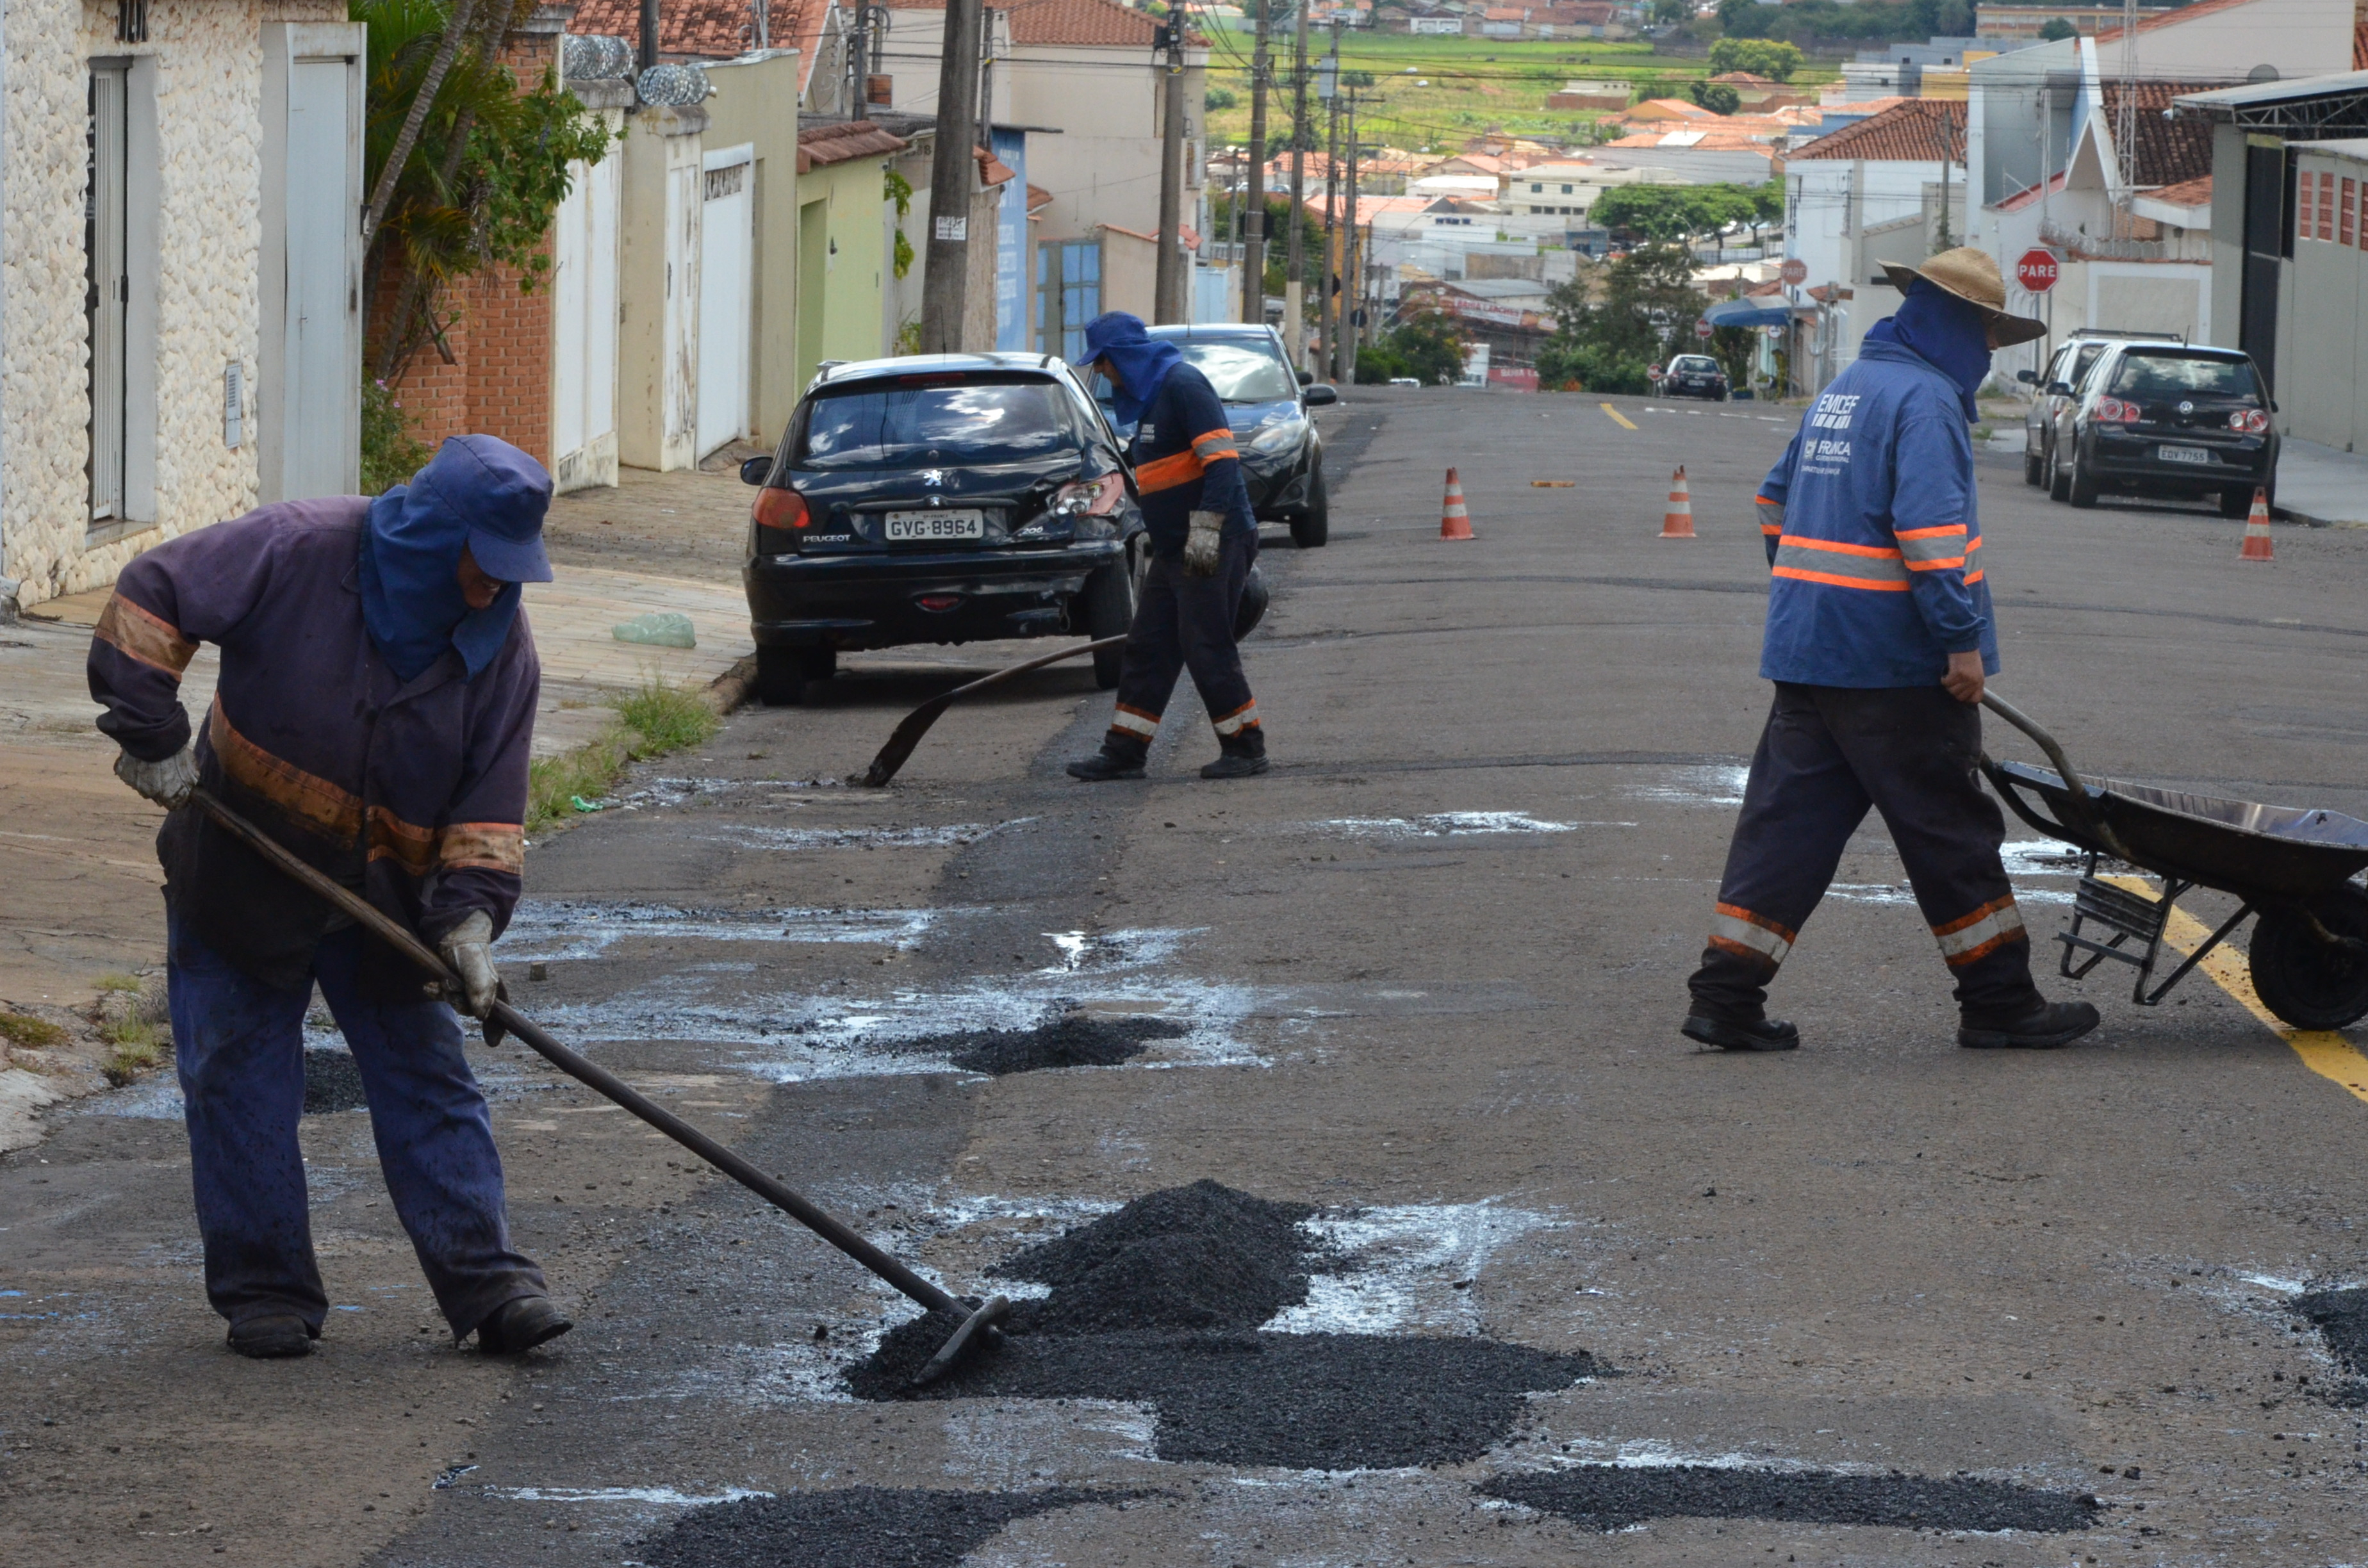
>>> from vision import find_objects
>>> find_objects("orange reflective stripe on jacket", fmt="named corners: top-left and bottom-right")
top-left (1137, 428), bottom-right (1238, 495)
top-left (1770, 534), bottom-right (1911, 592)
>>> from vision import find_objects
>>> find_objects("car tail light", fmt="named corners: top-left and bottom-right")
top-left (2238, 407), bottom-right (2271, 434)
top-left (2095, 396), bottom-right (2141, 425)
top-left (1050, 472), bottom-right (1126, 518)
top-left (752, 486), bottom-right (808, 548)
top-left (916, 594), bottom-right (962, 612)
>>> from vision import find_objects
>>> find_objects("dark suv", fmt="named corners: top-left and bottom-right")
top-left (739, 354), bottom-right (1146, 705)
top-left (1109, 323), bottom-right (1338, 549)
top-left (2040, 341), bottom-right (2277, 515)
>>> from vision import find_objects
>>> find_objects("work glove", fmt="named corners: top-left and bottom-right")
top-left (1183, 510), bottom-right (1225, 578)
top-left (114, 745), bottom-right (199, 809)
top-left (439, 911), bottom-right (500, 1020)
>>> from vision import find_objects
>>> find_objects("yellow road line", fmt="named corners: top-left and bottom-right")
top-left (1599, 402), bottom-right (1638, 430)
top-left (2103, 875), bottom-right (2368, 1106)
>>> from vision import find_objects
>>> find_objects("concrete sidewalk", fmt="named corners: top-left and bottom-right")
top-left (2273, 435), bottom-right (2368, 528)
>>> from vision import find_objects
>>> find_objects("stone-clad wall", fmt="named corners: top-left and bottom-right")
top-left (3, 0), bottom-right (343, 609)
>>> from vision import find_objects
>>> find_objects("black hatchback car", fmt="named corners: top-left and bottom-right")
top-left (2041, 341), bottom-right (2278, 515)
top-left (1130, 323), bottom-right (1339, 549)
top-left (1657, 353), bottom-right (1729, 400)
top-left (740, 354), bottom-right (1146, 705)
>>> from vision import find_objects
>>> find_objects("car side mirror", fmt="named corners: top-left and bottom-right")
top-left (1297, 368), bottom-right (1314, 386)
top-left (2016, 368), bottom-right (2036, 384)
top-left (2046, 382), bottom-right (2073, 398)
top-left (1303, 384), bottom-right (1339, 407)
top-left (739, 455), bottom-right (773, 486)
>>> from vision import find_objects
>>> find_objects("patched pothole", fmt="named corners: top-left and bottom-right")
top-left (1481, 1464), bottom-right (2103, 1534)
top-left (302, 1049), bottom-right (368, 1115)
top-left (640, 1485), bottom-right (1139, 1568)
top-left (886, 1006), bottom-right (1188, 1077)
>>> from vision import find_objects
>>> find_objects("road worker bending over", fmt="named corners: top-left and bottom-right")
top-left (1067, 311), bottom-right (1271, 782)
top-left (88, 436), bottom-right (570, 1359)
top-left (1682, 249), bottom-right (2102, 1054)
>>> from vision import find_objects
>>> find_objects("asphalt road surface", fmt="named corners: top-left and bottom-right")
top-left (8, 385), bottom-right (2368, 1567)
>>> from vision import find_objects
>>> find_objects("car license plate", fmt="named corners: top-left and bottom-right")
top-left (2158, 444), bottom-right (2212, 465)
top-left (882, 509), bottom-right (985, 541)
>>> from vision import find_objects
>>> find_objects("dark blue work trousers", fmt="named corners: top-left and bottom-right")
top-left (1107, 534), bottom-right (1260, 750)
top-left (1686, 683), bottom-right (2045, 1027)
top-left (167, 912), bottom-right (543, 1338)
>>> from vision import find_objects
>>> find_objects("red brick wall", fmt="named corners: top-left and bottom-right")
top-left (368, 26), bottom-right (562, 468)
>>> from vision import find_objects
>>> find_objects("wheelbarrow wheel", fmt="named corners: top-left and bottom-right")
top-left (2248, 886), bottom-right (2368, 1031)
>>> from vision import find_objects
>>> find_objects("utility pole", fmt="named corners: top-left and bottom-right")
top-left (1154, 17), bottom-right (1187, 322)
top-left (1319, 40), bottom-right (1340, 379)
top-left (849, 3), bottom-right (869, 119)
top-left (638, 0), bottom-right (659, 72)
top-left (1242, 3), bottom-right (1269, 324)
top-left (921, 0), bottom-right (984, 353)
top-left (1341, 86), bottom-right (1360, 386)
top-left (1285, 0), bottom-right (1311, 368)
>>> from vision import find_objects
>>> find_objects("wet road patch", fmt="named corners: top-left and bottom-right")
top-left (640, 1484), bottom-right (1133, 1568)
top-left (2291, 1287), bottom-right (2368, 1394)
top-left (845, 1182), bottom-right (1597, 1470)
top-left (1481, 1463), bottom-right (2103, 1534)
top-left (891, 1005), bottom-right (1188, 1077)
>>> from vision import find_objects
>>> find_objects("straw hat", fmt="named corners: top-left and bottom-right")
top-left (1880, 247), bottom-right (2048, 347)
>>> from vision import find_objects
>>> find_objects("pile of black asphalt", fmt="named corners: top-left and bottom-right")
top-left (1482, 1465), bottom-right (2104, 1534)
top-left (2290, 1287), bottom-right (2368, 1396)
top-left (887, 1005), bottom-right (1187, 1076)
top-left (302, 1048), bottom-right (368, 1114)
top-left (844, 1179), bottom-right (1600, 1469)
top-left (640, 1485), bottom-right (1140, 1568)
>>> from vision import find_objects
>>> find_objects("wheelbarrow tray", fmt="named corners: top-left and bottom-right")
top-left (1986, 759), bottom-right (2368, 901)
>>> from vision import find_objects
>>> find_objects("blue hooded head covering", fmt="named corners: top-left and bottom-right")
top-left (1074, 311), bottom-right (1185, 427)
top-left (1861, 278), bottom-right (1992, 422)
top-left (359, 434), bottom-right (555, 683)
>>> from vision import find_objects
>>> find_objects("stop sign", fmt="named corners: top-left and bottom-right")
top-left (1694, 318), bottom-right (1714, 339)
top-left (2016, 247), bottom-right (2060, 293)
top-left (1779, 257), bottom-right (1808, 286)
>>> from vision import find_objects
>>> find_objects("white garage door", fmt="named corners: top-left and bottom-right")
top-left (696, 145), bottom-right (753, 459)
top-left (552, 151), bottom-right (620, 484)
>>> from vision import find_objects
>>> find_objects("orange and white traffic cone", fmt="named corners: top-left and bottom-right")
top-left (2239, 487), bottom-right (2274, 562)
top-left (1659, 464), bottom-right (1695, 539)
top-left (1440, 467), bottom-right (1474, 540)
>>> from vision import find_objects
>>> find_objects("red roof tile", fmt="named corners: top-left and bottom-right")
top-left (2096, 81), bottom-right (2220, 189)
top-left (2148, 173), bottom-right (2213, 208)
top-left (1789, 99), bottom-right (1966, 163)
top-left (888, 0), bottom-right (1164, 47)
top-left (797, 118), bottom-right (910, 172)
top-left (570, 0), bottom-right (830, 65)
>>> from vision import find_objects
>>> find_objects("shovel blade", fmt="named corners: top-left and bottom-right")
top-left (910, 1294), bottom-right (1011, 1389)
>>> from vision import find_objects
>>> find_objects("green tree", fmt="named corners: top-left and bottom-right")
top-left (2037, 17), bottom-right (2078, 40)
top-left (1354, 307), bottom-right (1467, 385)
top-left (1209, 190), bottom-right (1326, 306)
top-left (1706, 37), bottom-right (1805, 81)
top-left (1205, 86), bottom-right (1238, 111)
top-left (1688, 79), bottom-right (1742, 115)
top-left (1589, 183), bottom-right (1766, 243)
top-left (1536, 243), bottom-right (1706, 393)
top-left (1716, 0), bottom-right (1772, 38)
top-left (1651, 0), bottom-right (1690, 20)
top-left (358, 0), bottom-right (611, 382)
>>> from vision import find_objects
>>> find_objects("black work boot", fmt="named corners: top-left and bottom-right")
top-left (227, 1311), bottom-right (316, 1359)
top-left (1067, 735), bottom-right (1148, 782)
top-left (1959, 999), bottom-right (2101, 1050)
top-left (474, 1296), bottom-right (573, 1355)
top-left (1199, 729), bottom-right (1269, 780)
top-left (1681, 1013), bottom-right (1801, 1052)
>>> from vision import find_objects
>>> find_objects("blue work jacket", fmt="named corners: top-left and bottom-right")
top-left (1128, 363), bottom-right (1257, 557)
top-left (1754, 338), bottom-right (1998, 688)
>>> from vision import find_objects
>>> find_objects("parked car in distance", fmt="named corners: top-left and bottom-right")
top-left (1387, 376), bottom-right (1421, 388)
top-left (2039, 340), bottom-right (2277, 515)
top-left (2017, 329), bottom-right (2155, 487)
top-left (1113, 323), bottom-right (1338, 549)
top-left (1657, 353), bottom-right (1729, 401)
top-left (739, 353), bottom-right (1146, 705)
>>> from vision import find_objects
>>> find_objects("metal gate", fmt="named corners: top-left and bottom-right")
top-left (696, 145), bottom-right (753, 459)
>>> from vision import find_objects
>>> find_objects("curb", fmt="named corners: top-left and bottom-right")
top-left (2273, 506), bottom-right (2368, 531)
top-left (707, 652), bottom-right (758, 715)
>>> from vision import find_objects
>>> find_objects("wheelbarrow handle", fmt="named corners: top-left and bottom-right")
top-left (186, 786), bottom-right (966, 1318)
top-left (1977, 693), bottom-right (2141, 864)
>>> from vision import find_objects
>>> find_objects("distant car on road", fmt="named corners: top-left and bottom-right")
top-left (2038, 339), bottom-right (2277, 515)
top-left (2018, 329), bottom-right (2144, 488)
top-left (1387, 376), bottom-right (1421, 388)
top-left (739, 353), bottom-right (1146, 705)
top-left (1105, 323), bottom-right (1340, 549)
top-left (1656, 353), bottom-right (1729, 401)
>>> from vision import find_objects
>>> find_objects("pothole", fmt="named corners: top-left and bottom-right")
top-left (2290, 1287), bottom-right (2368, 1401)
top-left (302, 1049), bottom-right (368, 1115)
top-left (1481, 1463), bottom-right (2103, 1534)
top-left (641, 1485), bottom-right (1135, 1568)
top-left (890, 1006), bottom-right (1190, 1076)
top-left (844, 1181), bottom-right (1598, 1470)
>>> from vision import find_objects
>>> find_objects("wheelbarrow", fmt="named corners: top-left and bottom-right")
top-left (1979, 694), bottom-right (2368, 1031)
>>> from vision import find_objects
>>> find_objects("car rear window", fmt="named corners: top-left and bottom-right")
top-left (2109, 352), bottom-right (2259, 400)
top-left (1173, 339), bottom-right (1300, 403)
top-left (1670, 356), bottom-right (1718, 374)
top-left (796, 375), bottom-right (1079, 468)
